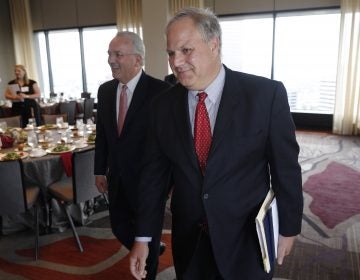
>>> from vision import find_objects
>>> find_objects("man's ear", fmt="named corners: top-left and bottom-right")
top-left (209, 36), bottom-right (220, 55)
top-left (135, 54), bottom-right (142, 67)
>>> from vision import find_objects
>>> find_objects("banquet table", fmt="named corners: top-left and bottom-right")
top-left (0, 126), bottom-right (97, 235)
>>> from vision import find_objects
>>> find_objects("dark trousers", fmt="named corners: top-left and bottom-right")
top-left (11, 102), bottom-right (25, 127)
top-left (24, 99), bottom-right (42, 126)
top-left (12, 100), bottom-right (41, 127)
top-left (108, 177), bottom-right (161, 280)
top-left (181, 231), bottom-right (223, 280)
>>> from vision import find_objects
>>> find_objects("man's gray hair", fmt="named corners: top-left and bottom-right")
top-left (166, 7), bottom-right (222, 52)
top-left (116, 31), bottom-right (145, 66)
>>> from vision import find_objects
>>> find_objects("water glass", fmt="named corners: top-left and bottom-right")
top-left (56, 116), bottom-right (64, 127)
top-left (0, 121), bottom-right (7, 132)
top-left (27, 131), bottom-right (38, 149)
top-left (28, 118), bottom-right (36, 128)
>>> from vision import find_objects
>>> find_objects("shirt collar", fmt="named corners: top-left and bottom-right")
top-left (119, 69), bottom-right (142, 93)
top-left (189, 65), bottom-right (225, 103)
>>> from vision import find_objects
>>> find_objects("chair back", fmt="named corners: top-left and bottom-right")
top-left (81, 92), bottom-right (91, 99)
top-left (83, 98), bottom-right (94, 123)
top-left (0, 115), bottom-right (21, 128)
top-left (0, 160), bottom-right (27, 215)
top-left (0, 159), bottom-right (40, 259)
top-left (72, 148), bottom-right (99, 204)
top-left (42, 113), bottom-right (68, 124)
top-left (59, 101), bottom-right (77, 125)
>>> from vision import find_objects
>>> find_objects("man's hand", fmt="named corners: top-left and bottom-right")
top-left (277, 235), bottom-right (296, 265)
top-left (129, 241), bottom-right (149, 280)
top-left (95, 175), bottom-right (108, 193)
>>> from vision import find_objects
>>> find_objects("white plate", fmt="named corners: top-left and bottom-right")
top-left (46, 145), bottom-right (76, 154)
top-left (0, 151), bottom-right (29, 161)
top-left (30, 149), bottom-right (47, 158)
top-left (75, 143), bottom-right (88, 149)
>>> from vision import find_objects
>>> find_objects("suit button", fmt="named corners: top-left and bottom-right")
top-left (203, 193), bottom-right (209, 200)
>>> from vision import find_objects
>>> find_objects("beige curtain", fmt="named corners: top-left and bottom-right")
top-left (115, 0), bottom-right (143, 36)
top-left (8, 0), bottom-right (38, 81)
top-left (333, 0), bottom-right (360, 135)
top-left (168, 0), bottom-right (204, 16)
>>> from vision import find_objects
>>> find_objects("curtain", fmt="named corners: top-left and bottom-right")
top-left (168, 0), bottom-right (204, 16)
top-left (8, 0), bottom-right (38, 81)
top-left (115, 0), bottom-right (143, 36)
top-left (333, 0), bottom-right (360, 135)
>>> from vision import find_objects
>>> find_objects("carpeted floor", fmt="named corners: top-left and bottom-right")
top-left (0, 131), bottom-right (360, 279)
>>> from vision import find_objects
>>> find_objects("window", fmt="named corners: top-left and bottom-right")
top-left (35, 32), bottom-right (50, 95)
top-left (48, 29), bottom-right (83, 98)
top-left (35, 25), bottom-right (117, 99)
top-left (274, 11), bottom-right (340, 114)
top-left (219, 9), bottom-right (340, 115)
top-left (82, 26), bottom-right (117, 94)
top-left (220, 15), bottom-right (273, 78)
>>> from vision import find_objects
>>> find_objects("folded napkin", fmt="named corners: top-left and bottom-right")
top-left (60, 151), bottom-right (73, 177)
top-left (0, 135), bottom-right (15, 148)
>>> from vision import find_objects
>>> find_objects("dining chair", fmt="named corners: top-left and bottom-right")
top-left (59, 101), bottom-right (77, 125)
top-left (47, 148), bottom-right (101, 252)
top-left (0, 115), bottom-right (22, 127)
top-left (81, 92), bottom-right (91, 99)
top-left (82, 98), bottom-right (95, 124)
top-left (0, 159), bottom-right (41, 260)
top-left (42, 113), bottom-right (68, 124)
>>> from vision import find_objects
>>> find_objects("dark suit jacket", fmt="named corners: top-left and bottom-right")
top-left (94, 70), bottom-right (171, 218)
top-left (136, 66), bottom-right (303, 279)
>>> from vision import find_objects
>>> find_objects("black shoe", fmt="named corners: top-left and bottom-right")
top-left (159, 242), bottom-right (166, 256)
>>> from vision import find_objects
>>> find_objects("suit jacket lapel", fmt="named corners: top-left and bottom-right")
top-left (109, 79), bottom-right (119, 133)
top-left (171, 85), bottom-right (200, 171)
top-left (122, 71), bottom-right (148, 132)
top-left (208, 68), bottom-right (242, 161)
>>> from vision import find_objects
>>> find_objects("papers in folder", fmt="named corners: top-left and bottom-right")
top-left (8, 84), bottom-right (21, 95)
top-left (255, 188), bottom-right (279, 273)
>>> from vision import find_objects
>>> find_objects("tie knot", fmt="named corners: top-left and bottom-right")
top-left (197, 92), bottom-right (207, 102)
top-left (122, 84), bottom-right (127, 91)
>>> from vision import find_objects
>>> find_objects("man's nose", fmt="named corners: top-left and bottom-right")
top-left (172, 52), bottom-right (185, 67)
top-left (108, 54), bottom-right (116, 64)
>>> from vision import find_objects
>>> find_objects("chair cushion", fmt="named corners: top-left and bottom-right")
top-left (48, 177), bottom-right (74, 202)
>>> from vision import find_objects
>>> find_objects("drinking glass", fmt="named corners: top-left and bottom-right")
top-left (56, 116), bottom-right (64, 127)
top-left (27, 131), bottom-right (38, 149)
top-left (28, 118), bottom-right (36, 128)
top-left (0, 121), bottom-right (7, 132)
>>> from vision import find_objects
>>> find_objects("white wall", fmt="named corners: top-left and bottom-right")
top-left (142, 0), bottom-right (170, 79)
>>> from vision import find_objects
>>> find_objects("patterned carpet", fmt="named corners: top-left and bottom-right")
top-left (0, 131), bottom-right (360, 279)
top-left (275, 131), bottom-right (360, 280)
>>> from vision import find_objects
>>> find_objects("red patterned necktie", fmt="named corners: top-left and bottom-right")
top-left (117, 84), bottom-right (127, 135)
top-left (194, 92), bottom-right (212, 175)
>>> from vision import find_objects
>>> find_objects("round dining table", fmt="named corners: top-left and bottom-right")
top-left (0, 125), bottom-right (96, 235)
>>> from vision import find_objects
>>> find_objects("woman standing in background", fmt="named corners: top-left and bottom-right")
top-left (4, 64), bottom-right (41, 127)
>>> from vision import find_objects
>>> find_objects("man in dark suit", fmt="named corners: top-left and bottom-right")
top-left (94, 31), bottom-right (171, 280)
top-left (164, 73), bottom-right (178, 85)
top-left (129, 8), bottom-right (303, 280)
